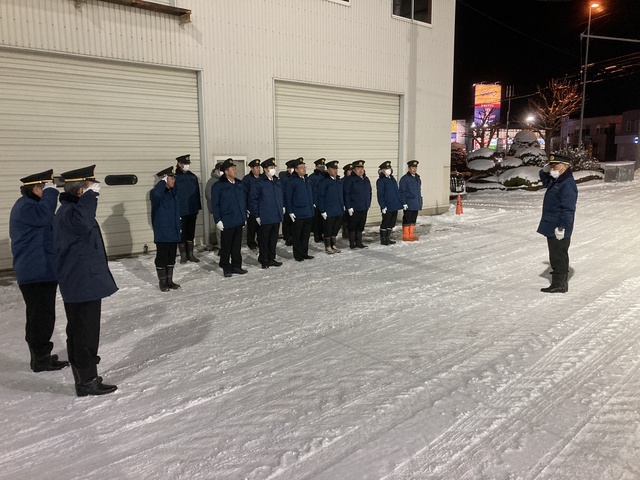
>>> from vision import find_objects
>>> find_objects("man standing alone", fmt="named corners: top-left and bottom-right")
top-left (399, 159), bottom-right (422, 241)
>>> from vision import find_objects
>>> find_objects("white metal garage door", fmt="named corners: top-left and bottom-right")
top-left (0, 49), bottom-right (202, 270)
top-left (274, 81), bottom-right (401, 223)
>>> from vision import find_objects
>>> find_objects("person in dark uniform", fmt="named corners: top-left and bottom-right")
top-left (376, 161), bottom-right (403, 246)
top-left (211, 159), bottom-right (248, 277)
top-left (309, 158), bottom-right (326, 243)
top-left (53, 165), bottom-right (117, 396)
top-left (343, 160), bottom-right (372, 249)
top-left (242, 159), bottom-right (262, 251)
top-left (399, 159), bottom-right (423, 242)
top-left (174, 154), bottom-right (202, 264)
top-left (341, 163), bottom-right (353, 239)
top-left (150, 166), bottom-right (182, 292)
top-left (538, 154), bottom-right (578, 293)
top-left (284, 158), bottom-right (315, 262)
top-left (279, 158), bottom-right (299, 246)
top-left (10, 169), bottom-right (70, 373)
top-left (317, 160), bottom-right (345, 254)
top-left (249, 157), bottom-right (284, 269)
top-left (205, 161), bottom-right (223, 252)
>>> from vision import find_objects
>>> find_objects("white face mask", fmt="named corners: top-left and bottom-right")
top-left (288, 168), bottom-right (294, 174)
top-left (181, 164), bottom-right (190, 172)
top-left (550, 169), bottom-right (560, 179)
top-left (268, 168), bottom-right (276, 176)
top-left (384, 169), bottom-right (392, 176)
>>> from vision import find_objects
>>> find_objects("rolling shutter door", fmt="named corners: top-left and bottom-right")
top-left (0, 49), bottom-right (201, 270)
top-left (275, 81), bottom-right (400, 223)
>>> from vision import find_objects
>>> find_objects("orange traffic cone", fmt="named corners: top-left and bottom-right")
top-left (456, 194), bottom-right (463, 215)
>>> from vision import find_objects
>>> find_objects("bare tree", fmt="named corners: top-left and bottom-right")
top-left (528, 78), bottom-right (581, 155)
top-left (465, 107), bottom-right (500, 149)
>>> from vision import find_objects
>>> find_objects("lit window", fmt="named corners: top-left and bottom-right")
top-left (393, 0), bottom-right (432, 24)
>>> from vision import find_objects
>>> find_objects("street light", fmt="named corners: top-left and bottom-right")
top-left (578, 2), bottom-right (601, 148)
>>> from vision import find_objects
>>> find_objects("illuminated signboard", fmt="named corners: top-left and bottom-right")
top-left (474, 84), bottom-right (501, 125)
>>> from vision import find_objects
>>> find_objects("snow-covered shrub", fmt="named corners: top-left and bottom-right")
top-left (516, 147), bottom-right (547, 167)
top-left (507, 130), bottom-right (540, 155)
top-left (468, 159), bottom-right (496, 172)
top-left (498, 166), bottom-right (543, 189)
top-left (450, 142), bottom-right (468, 172)
top-left (551, 147), bottom-right (602, 172)
top-left (467, 147), bottom-right (496, 161)
top-left (501, 156), bottom-right (523, 168)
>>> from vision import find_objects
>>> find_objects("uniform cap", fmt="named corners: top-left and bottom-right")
top-left (214, 162), bottom-right (223, 170)
top-left (261, 157), bottom-right (276, 168)
top-left (156, 166), bottom-right (175, 177)
top-left (379, 161), bottom-right (392, 170)
top-left (60, 165), bottom-right (97, 182)
top-left (326, 160), bottom-right (339, 169)
top-left (292, 158), bottom-right (305, 167)
top-left (314, 158), bottom-right (326, 166)
top-left (176, 154), bottom-right (191, 164)
top-left (220, 158), bottom-right (236, 171)
top-left (352, 160), bottom-right (365, 168)
top-left (343, 163), bottom-right (353, 172)
top-left (20, 169), bottom-right (54, 186)
top-left (248, 159), bottom-right (261, 168)
top-left (407, 160), bottom-right (419, 167)
top-left (285, 159), bottom-right (299, 168)
top-left (549, 154), bottom-right (571, 165)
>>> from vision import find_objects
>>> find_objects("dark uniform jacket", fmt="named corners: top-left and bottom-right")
top-left (248, 174), bottom-right (284, 225)
top-left (175, 168), bottom-right (202, 216)
top-left (284, 172), bottom-right (315, 219)
top-left (376, 174), bottom-right (403, 212)
top-left (211, 175), bottom-right (247, 229)
top-left (308, 170), bottom-right (323, 205)
top-left (317, 172), bottom-right (345, 218)
top-left (242, 173), bottom-right (261, 205)
top-left (150, 180), bottom-right (181, 243)
top-left (10, 188), bottom-right (59, 285)
top-left (537, 169), bottom-right (578, 238)
top-left (343, 174), bottom-right (372, 212)
top-left (399, 172), bottom-right (423, 211)
top-left (53, 191), bottom-right (118, 303)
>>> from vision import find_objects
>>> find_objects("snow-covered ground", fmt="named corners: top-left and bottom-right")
top-left (2, 179), bottom-right (640, 480)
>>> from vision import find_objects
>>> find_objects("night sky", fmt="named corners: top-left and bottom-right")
top-left (452, 0), bottom-right (640, 122)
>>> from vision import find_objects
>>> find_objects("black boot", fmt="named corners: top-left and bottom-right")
top-left (29, 348), bottom-right (69, 372)
top-left (380, 229), bottom-right (388, 245)
top-left (541, 273), bottom-right (568, 293)
top-left (166, 266), bottom-right (181, 290)
top-left (355, 231), bottom-right (368, 249)
top-left (186, 241), bottom-right (200, 262)
top-left (178, 243), bottom-right (187, 264)
top-left (349, 231), bottom-right (357, 249)
top-left (72, 365), bottom-right (117, 397)
top-left (156, 267), bottom-right (170, 292)
top-left (387, 228), bottom-right (396, 245)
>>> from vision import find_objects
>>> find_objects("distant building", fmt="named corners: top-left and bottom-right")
top-left (560, 115), bottom-right (622, 162)
top-left (614, 110), bottom-right (640, 167)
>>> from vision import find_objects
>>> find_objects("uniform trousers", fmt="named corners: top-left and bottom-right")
top-left (348, 210), bottom-right (368, 232)
top-left (180, 214), bottom-right (197, 243)
top-left (64, 300), bottom-right (101, 369)
top-left (380, 210), bottom-right (398, 230)
top-left (292, 217), bottom-right (313, 261)
top-left (19, 281), bottom-right (58, 357)
top-left (258, 222), bottom-right (280, 266)
top-left (323, 216), bottom-right (342, 238)
top-left (219, 225), bottom-right (244, 269)
top-left (342, 212), bottom-right (350, 236)
top-left (312, 207), bottom-right (323, 242)
top-left (282, 214), bottom-right (292, 243)
top-left (154, 242), bottom-right (177, 268)
top-left (246, 214), bottom-right (259, 249)
top-left (547, 236), bottom-right (571, 275)
top-left (402, 210), bottom-right (418, 225)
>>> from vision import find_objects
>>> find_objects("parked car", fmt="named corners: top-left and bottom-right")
top-left (450, 171), bottom-right (466, 198)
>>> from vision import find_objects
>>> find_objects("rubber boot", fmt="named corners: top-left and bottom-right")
top-left (387, 229), bottom-right (396, 245)
top-left (355, 231), bottom-right (368, 249)
top-left (186, 241), bottom-right (200, 262)
top-left (72, 364), bottom-right (117, 397)
top-left (166, 266), bottom-right (181, 290)
top-left (349, 231), bottom-right (357, 249)
top-left (331, 237), bottom-right (341, 253)
top-left (402, 225), bottom-right (412, 241)
top-left (324, 238), bottom-right (334, 254)
top-left (541, 273), bottom-right (568, 293)
top-left (380, 229), bottom-right (388, 246)
top-left (410, 224), bottom-right (419, 241)
top-left (29, 347), bottom-right (69, 372)
top-left (156, 268), bottom-right (170, 292)
top-left (178, 243), bottom-right (187, 264)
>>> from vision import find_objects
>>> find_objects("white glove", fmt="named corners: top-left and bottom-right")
top-left (247, 210), bottom-right (250, 217)
top-left (216, 221), bottom-right (224, 231)
top-left (321, 212), bottom-right (327, 220)
top-left (289, 213), bottom-right (296, 222)
top-left (348, 208), bottom-right (354, 216)
top-left (43, 182), bottom-right (57, 190)
top-left (85, 183), bottom-right (101, 194)
top-left (161, 175), bottom-right (168, 183)
top-left (542, 164), bottom-right (551, 173)
top-left (256, 217), bottom-right (261, 226)
top-left (403, 204), bottom-right (408, 211)
top-left (554, 227), bottom-right (565, 240)
top-left (313, 204), bottom-right (316, 208)
top-left (282, 207), bottom-right (286, 214)
top-left (382, 207), bottom-right (387, 214)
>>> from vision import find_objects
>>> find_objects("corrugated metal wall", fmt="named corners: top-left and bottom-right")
top-left (0, 0), bottom-right (455, 265)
